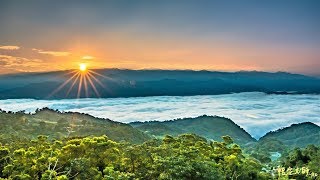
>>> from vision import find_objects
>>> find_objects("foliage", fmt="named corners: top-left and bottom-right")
top-left (276, 166), bottom-right (319, 180)
top-left (281, 145), bottom-right (320, 176)
top-left (0, 109), bottom-right (150, 145)
top-left (0, 134), bottom-right (272, 180)
top-left (1, 109), bottom-right (320, 179)
top-left (245, 138), bottom-right (289, 164)
top-left (260, 122), bottom-right (320, 148)
top-left (131, 115), bottom-right (256, 145)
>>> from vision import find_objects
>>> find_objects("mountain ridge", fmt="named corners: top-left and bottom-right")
top-left (130, 115), bottom-right (256, 145)
top-left (1, 69), bottom-right (319, 99)
top-left (0, 108), bottom-right (150, 144)
top-left (260, 122), bottom-right (320, 147)
top-left (0, 108), bottom-right (319, 148)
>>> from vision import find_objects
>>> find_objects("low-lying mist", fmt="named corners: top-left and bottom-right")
top-left (0, 92), bottom-right (319, 139)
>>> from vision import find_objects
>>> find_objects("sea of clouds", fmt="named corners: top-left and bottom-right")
top-left (0, 92), bottom-right (319, 139)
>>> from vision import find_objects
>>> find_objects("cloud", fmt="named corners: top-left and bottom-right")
top-left (32, 48), bottom-right (70, 57)
top-left (0, 55), bottom-right (42, 65)
top-left (82, 56), bottom-right (94, 60)
top-left (0, 92), bottom-right (319, 139)
top-left (0, 45), bottom-right (20, 50)
top-left (0, 61), bottom-right (8, 65)
top-left (0, 55), bottom-right (44, 72)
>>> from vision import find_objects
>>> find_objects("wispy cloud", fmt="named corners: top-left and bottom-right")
top-left (32, 48), bottom-right (70, 57)
top-left (0, 55), bottom-right (44, 72)
top-left (0, 45), bottom-right (20, 50)
top-left (82, 55), bottom-right (94, 60)
top-left (0, 55), bottom-right (42, 65)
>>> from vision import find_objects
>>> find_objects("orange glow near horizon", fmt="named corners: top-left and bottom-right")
top-left (48, 64), bottom-right (112, 98)
top-left (79, 63), bottom-right (87, 72)
top-left (0, 39), bottom-right (318, 76)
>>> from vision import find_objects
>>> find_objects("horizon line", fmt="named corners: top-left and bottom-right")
top-left (0, 68), bottom-right (319, 78)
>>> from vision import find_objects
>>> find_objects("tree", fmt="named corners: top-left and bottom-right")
top-left (1, 134), bottom-right (272, 179)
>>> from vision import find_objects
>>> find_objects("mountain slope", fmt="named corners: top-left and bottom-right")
top-left (130, 115), bottom-right (256, 145)
top-left (1, 107), bottom-right (319, 148)
top-left (1, 69), bottom-right (319, 99)
top-left (260, 122), bottom-right (320, 147)
top-left (0, 108), bottom-right (150, 144)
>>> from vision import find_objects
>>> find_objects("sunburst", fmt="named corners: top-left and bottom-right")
top-left (48, 64), bottom-right (112, 98)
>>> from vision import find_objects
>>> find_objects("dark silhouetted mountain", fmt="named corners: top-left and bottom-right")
top-left (130, 115), bottom-right (256, 145)
top-left (0, 69), bottom-right (320, 99)
top-left (260, 122), bottom-right (320, 147)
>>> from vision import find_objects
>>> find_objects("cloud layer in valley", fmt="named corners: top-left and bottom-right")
top-left (0, 92), bottom-right (319, 139)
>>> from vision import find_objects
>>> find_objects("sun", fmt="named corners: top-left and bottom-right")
top-left (49, 63), bottom-right (110, 98)
top-left (79, 63), bottom-right (87, 72)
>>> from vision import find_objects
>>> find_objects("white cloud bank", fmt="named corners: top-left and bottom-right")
top-left (0, 45), bottom-right (20, 50)
top-left (32, 48), bottom-right (70, 56)
top-left (0, 92), bottom-right (319, 139)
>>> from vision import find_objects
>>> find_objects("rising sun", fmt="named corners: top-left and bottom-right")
top-left (79, 63), bottom-right (87, 72)
top-left (49, 63), bottom-right (110, 98)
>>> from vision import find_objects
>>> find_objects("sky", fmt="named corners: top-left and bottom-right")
top-left (0, 0), bottom-right (319, 75)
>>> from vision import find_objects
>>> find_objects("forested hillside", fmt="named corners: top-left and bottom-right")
top-left (0, 134), bottom-right (272, 179)
top-left (0, 109), bottom-right (319, 179)
top-left (130, 115), bottom-right (256, 145)
top-left (0, 108), bottom-right (150, 144)
top-left (260, 122), bottom-right (320, 147)
top-left (1, 134), bottom-right (319, 179)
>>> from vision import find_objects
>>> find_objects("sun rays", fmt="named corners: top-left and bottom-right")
top-left (48, 64), bottom-right (112, 98)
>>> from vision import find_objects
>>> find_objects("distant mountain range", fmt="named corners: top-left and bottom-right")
top-left (1, 108), bottom-right (319, 149)
top-left (0, 69), bottom-right (319, 99)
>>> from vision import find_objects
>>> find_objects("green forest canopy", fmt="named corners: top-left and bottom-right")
top-left (0, 109), bottom-right (319, 179)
